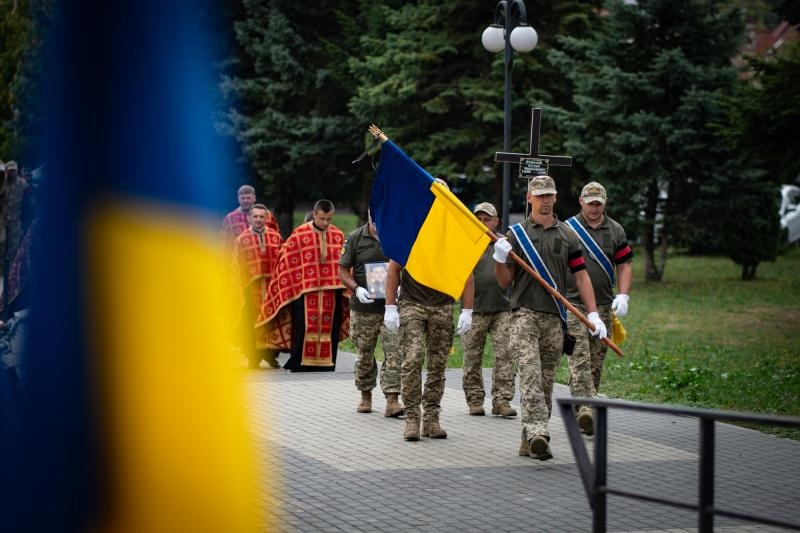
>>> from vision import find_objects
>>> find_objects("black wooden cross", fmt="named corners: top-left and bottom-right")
top-left (495, 108), bottom-right (572, 175)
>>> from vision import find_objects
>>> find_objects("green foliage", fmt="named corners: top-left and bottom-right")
top-left (695, 27), bottom-right (800, 275)
top-left (220, 0), bottom-right (371, 235)
top-left (0, 0), bottom-right (49, 159)
top-left (219, 0), bottom-right (605, 222)
top-left (690, 168), bottom-right (781, 278)
top-left (718, 40), bottom-right (800, 185)
top-left (0, 4), bottom-right (26, 156)
top-left (555, 247), bottom-right (800, 438)
top-left (348, 1), bottom-right (498, 182)
top-left (548, 0), bottom-right (748, 280)
top-left (348, 0), bottom-right (602, 209)
top-left (656, 365), bottom-right (715, 403)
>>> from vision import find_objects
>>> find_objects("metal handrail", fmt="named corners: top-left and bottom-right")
top-left (557, 397), bottom-right (800, 533)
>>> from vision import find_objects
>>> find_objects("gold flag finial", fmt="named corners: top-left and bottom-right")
top-left (368, 124), bottom-right (388, 143)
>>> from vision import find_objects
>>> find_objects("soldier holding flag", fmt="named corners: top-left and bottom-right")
top-left (493, 175), bottom-right (607, 461)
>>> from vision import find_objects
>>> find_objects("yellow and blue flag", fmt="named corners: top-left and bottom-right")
top-left (369, 140), bottom-right (491, 299)
top-left (1, 2), bottom-right (266, 532)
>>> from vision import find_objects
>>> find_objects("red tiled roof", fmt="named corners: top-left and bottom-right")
top-left (745, 21), bottom-right (799, 57)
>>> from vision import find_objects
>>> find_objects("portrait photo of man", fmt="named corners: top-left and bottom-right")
top-left (364, 262), bottom-right (389, 299)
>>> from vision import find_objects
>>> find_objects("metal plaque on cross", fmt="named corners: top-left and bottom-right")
top-left (495, 108), bottom-right (572, 177)
top-left (519, 157), bottom-right (549, 177)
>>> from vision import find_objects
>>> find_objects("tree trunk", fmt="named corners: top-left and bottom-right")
top-left (741, 262), bottom-right (758, 280)
top-left (266, 174), bottom-right (297, 240)
top-left (275, 199), bottom-right (296, 240)
top-left (643, 181), bottom-right (663, 282)
top-left (276, 209), bottom-right (293, 240)
top-left (656, 233), bottom-right (668, 279)
top-left (643, 234), bottom-right (661, 282)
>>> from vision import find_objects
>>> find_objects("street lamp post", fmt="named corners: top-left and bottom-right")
top-left (482, 0), bottom-right (538, 231)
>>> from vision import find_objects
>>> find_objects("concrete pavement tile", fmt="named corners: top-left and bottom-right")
top-left (242, 353), bottom-right (800, 532)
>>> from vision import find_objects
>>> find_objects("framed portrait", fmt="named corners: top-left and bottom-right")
top-left (364, 261), bottom-right (389, 299)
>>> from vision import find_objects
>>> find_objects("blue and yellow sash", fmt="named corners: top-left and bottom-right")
top-left (509, 223), bottom-right (567, 324)
top-left (566, 216), bottom-right (615, 287)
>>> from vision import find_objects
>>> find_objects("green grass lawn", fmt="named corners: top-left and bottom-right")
top-left (586, 247), bottom-right (800, 438)
top-left (341, 246), bottom-right (800, 438)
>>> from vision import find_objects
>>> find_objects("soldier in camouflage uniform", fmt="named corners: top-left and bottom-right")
top-left (462, 202), bottom-right (516, 418)
top-left (384, 260), bottom-right (474, 441)
top-left (2, 161), bottom-right (29, 259)
top-left (565, 182), bottom-right (633, 435)
top-left (338, 214), bottom-right (404, 417)
top-left (494, 176), bottom-right (607, 461)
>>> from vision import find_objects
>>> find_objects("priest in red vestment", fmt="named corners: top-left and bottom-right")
top-left (256, 199), bottom-right (349, 372)
top-left (231, 204), bottom-right (283, 369)
top-left (220, 184), bottom-right (280, 256)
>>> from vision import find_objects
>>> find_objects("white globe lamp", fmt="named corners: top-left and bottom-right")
top-left (509, 24), bottom-right (538, 52)
top-left (481, 24), bottom-right (506, 53)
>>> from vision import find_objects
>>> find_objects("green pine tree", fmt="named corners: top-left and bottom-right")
top-left (220, 0), bottom-right (368, 234)
top-left (0, 0), bottom-right (35, 158)
top-left (349, 0), bottom-right (601, 212)
top-left (348, 1), bottom-right (500, 190)
top-left (719, 41), bottom-right (800, 185)
top-left (702, 37), bottom-right (800, 278)
top-left (549, 0), bottom-right (746, 281)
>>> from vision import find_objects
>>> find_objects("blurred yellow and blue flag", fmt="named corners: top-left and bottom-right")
top-left (369, 140), bottom-right (490, 299)
top-left (0, 2), bottom-right (267, 532)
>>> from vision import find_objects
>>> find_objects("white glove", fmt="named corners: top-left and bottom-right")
top-left (587, 311), bottom-right (607, 339)
top-left (384, 304), bottom-right (400, 332)
top-left (611, 294), bottom-right (629, 317)
top-left (355, 286), bottom-right (374, 304)
top-left (492, 238), bottom-right (512, 263)
top-left (457, 309), bottom-right (473, 336)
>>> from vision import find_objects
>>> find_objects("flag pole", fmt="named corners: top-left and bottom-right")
top-left (367, 124), bottom-right (623, 357)
top-left (368, 124), bottom-right (388, 143)
top-left (484, 231), bottom-right (623, 357)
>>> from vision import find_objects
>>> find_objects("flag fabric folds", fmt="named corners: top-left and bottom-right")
top-left (369, 140), bottom-right (491, 299)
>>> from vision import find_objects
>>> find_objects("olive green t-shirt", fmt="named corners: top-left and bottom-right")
top-left (473, 240), bottom-right (510, 313)
top-left (338, 224), bottom-right (389, 314)
top-left (505, 217), bottom-right (586, 315)
top-left (399, 269), bottom-right (454, 307)
top-left (565, 213), bottom-right (633, 306)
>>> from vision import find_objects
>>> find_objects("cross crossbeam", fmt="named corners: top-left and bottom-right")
top-left (495, 108), bottom-right (572, 170)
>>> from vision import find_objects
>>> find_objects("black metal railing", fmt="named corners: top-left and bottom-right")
top-left (557, 397), bottom-right (800, 533)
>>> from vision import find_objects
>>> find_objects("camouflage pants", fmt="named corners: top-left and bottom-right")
top-left (399, 301), bottom-right (454, 422)
top-left (567, 304), bottom-right (612, 395)
top-left (461, 310), bottom-right (515, 406)
top-left (511, 308), bottom-right (563, 439)
top-left (350, 310), bottom-right (402, 395)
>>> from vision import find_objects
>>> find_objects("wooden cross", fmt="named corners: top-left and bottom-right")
top-left (495, 108), bottom-right (572, 176)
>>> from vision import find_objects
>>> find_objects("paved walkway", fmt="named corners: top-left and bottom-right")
top-left (244, 352), bottom-right (800, 533)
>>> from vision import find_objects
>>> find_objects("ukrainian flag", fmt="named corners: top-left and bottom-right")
top-left (1, 2), bottom-right (265, 531)
top-left (369, 140), bottom-right (491, 299)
